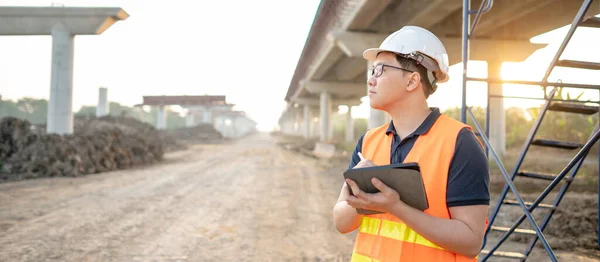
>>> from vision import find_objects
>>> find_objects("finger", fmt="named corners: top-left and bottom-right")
top-left (345, 178), bottom-right (366, 200)
top-left (347, 195), bottom-right (368, 208)
top-left (353, 161), bottom-right (368, 168)
top-left (371, 177), bottom-right (393, 196)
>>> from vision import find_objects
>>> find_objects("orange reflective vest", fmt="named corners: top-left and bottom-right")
top-left (351, 114), bottom-right (481, 262)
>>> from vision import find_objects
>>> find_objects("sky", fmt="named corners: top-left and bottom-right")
top-left (1, 1), bottom-right (600, 131)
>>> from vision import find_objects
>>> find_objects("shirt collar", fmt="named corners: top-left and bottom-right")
top-left (385, 107), bottom-right (441, 136)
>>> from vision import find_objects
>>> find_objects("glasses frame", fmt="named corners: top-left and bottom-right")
top-left (370, 63), bottom-right (415, 78)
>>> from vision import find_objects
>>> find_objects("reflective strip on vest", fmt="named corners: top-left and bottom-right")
top-left (351, 252), bottom-right (381, 262)
top-left (359, 216), bottom-right (444, 250)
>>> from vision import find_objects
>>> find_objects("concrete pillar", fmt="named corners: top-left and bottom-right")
top-left (185, 113), bottom-right (195, 127)
top-left (303, 104), bottom-right (311, 138)
top-left (96, 87), bottom-right (109, 117)
top-left (320, 91), bottom-right (332, 142)
top-left (202, 107), bottom-right (212, 124)
top-left (346, 106), bottom-right (354, 143)
top-left (295, 109), bottom-right (302, 135)
top-left (488, 61), bottom-right (506, 160)
top-left (156, 106), bottom-right (166, 130)
top-left (369, 108), bottom-right (387, 129)
top-left (47, 24), bottom-right (74, 134)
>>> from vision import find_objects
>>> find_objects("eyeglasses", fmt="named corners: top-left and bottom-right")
top-left (370, 63), bottom-right (414, 78)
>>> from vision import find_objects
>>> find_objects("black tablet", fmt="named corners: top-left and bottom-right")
top-left (343, 162), bottom-right (428, 215)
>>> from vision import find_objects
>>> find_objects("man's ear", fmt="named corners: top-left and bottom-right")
top-left (406, 72), bottom-right (420, 92)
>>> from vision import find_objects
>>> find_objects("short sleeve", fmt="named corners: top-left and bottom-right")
top-left (446, 128), bottom-right (490, 207)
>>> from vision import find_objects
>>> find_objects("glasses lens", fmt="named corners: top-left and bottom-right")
top-left (375, 64), bottom-right (383, 77)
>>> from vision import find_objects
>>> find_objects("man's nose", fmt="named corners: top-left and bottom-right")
top-left (368, 75), bottom-right (376, 87)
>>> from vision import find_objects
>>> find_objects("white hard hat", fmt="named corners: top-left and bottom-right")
top-left (363, 26), bottom-right (450, 84)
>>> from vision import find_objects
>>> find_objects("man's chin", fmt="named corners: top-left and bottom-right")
top-left (369, 100), bottom-right (384, 111)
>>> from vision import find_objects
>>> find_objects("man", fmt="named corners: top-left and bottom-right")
top-left (332, 26), bottom-right (490, 261)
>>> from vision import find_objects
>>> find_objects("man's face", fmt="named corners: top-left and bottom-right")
top-left (367, 52), bottom-right (409, 111)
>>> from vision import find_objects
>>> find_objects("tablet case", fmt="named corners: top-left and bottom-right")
top-left (343, 162), bottom-right (428, 215)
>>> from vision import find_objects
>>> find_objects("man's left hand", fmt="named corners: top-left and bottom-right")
top-left (345, 177), bottom-right (403, 214)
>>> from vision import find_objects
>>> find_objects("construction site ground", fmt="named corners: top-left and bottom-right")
top-left (1, 132), bottom-right (599, 261)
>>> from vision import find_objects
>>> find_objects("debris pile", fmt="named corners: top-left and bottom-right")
top-left (0, 116), bottom-right (168, 182)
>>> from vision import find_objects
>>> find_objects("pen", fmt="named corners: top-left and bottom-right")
top-left (358, 152), bottom-right (366, 161)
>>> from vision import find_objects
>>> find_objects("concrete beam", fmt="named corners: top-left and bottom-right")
top-left (0, 7), bottom-right (129, 35)
top-left (345, 0), bottom-right (393, 30)
top-left (328, 30), bottom-right (386, 59)
top-left (309, 42), bottom-right (345, 80)
top-left (470, 0), bottom-right (554, 37)
top-left (303, 81), bottom-right (365, 97)
top-left (329, 30), bottom-right (547, 64)
top-left (369, 0), bottom-right (462, 33)
top-left (292, 97), bottom-right (362, 107)
top-left (334, 57), bottom-right (367, 81)
top-left (492, 0), bottom-right (600, 39)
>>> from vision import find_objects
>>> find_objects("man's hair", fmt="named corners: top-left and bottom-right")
top-left (378, 51), bottom-right (434, 98)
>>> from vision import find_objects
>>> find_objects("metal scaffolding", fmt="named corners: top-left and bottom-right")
top-left (461, 0), bottom-right (600, 260)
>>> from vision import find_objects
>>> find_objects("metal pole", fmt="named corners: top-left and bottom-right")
top-left (468, 108), bottom-right (558, 262)
top-left (486, 84), bottom-right (490, 157)
top-left (461, 0), bottom-right (470, 124)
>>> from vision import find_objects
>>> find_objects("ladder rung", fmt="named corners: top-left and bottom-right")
top-left (549, 103), bottom-right (599, 115)
top-left (556, 59), bottom-right (600, 70)
top-left (517, 170), bottom-right (573, 181)
top-left (480, 250), bottom-right (526, 259)
top-left (531, 139), bottom-right (583, 149)
top-left (491, 226), bottom-right (537, 235)
top-left (502, 199), bottom-right (557, 210)
top-left (581, 17), bottom-right (600, 28)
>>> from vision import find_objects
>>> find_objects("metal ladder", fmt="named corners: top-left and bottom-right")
top-left (460, 0), bottom-right (600, 260)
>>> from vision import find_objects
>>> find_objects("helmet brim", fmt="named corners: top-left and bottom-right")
top-left (363, 48), bottom-right (394, 61)
top-left (363, 48), bottom-right (450, 84)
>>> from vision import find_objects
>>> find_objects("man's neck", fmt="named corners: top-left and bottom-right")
top-left (387, 99), bottom-right (432, 140)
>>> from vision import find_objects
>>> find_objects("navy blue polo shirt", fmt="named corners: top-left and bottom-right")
top-left (348, 108), bottom-right (490, 207)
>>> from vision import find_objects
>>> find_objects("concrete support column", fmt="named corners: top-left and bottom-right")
top-left (156, 106), bottom-right (166, 130)
top-left (346, 106), bottom-right (354, 143)
top-left (202, 107), bottom-right (212, 124)
top-left (47, 24), bottom-right (75, 134)
top-left (303, 104), bottom-right (311, 138)
top-left (369, 108), bottom-right (387, 128)
top-left (488, 61), bottom-right (506, 160)
top-left (295, 109), bottom-right (302, 135)
top-left (320, 91), bottom-right (332, 142)
top-left (96, 87), bottom-right (108, 117)
top-left (185, 113), bottom-right (195, 127)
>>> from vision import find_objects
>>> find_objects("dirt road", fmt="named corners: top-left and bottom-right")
top-left (0, 133), bottom-right (597, 261)
top-left (0, 133), bottom-right (354, 261)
